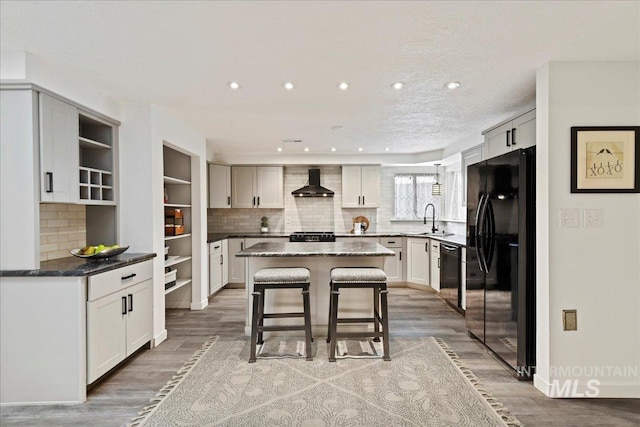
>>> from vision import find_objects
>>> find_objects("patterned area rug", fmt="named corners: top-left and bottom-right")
top-left (127, 336), bottom-right (521, 426)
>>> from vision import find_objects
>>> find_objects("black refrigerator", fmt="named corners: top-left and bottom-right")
top-left (466, 147), bottom-right (536, 379)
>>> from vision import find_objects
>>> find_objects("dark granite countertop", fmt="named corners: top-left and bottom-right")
top-left (236, 241), bottom-right (395, 257)
top-left (209, 231), bottom-right (466, 247)
top-left (0, 253), bottom-right (157, 277)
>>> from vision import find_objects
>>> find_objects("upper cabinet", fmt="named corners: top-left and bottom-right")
top-left (231, 166), bottom-right (283, 209)
top-left (342, 165), bottom-right (380, 208)
top-left (39, 92), bottom-right (117, 205)
top-left (208, 164), bottom-right (231, 208)
top-left (482, 109), bottom-right (536, 160)
top-left (39, 93), bottom-right (79, 203)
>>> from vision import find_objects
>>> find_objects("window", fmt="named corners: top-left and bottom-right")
top-left (445, 168), bottom-right (464, 220)
top-left (394, 174), bottom-right (441, 220)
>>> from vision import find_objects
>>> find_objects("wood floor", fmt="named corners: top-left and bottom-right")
top-left (1, 286), bottom-right (638, 426)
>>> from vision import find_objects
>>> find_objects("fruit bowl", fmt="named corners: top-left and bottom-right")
top-left (70, 246), bottom-right (129, 259)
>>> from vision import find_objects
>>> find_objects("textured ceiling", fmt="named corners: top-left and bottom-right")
top-left (1, 1), bottom-right (639, 156)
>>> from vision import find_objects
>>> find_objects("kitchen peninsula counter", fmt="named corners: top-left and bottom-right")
top-left (237, 241), bottom-right (394, 336)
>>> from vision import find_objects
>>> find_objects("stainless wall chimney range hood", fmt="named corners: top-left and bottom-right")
top-left (291, 169), bottom-right (335, 197)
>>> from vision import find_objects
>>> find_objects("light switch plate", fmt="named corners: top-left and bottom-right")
top-left (584, 209), bottom-right (603, 228)
top-left (560, 209), bottom-right (579, 228)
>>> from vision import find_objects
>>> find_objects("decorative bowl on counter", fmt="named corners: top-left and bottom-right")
top-left (70, 246), bottom-right (129, 259)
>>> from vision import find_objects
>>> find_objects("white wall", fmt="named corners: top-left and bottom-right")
top-left (535, 61), bottom-right (640, 398)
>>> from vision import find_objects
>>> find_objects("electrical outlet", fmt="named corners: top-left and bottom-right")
top-left (563, 310), bottom-right (577, 331)
top-left (584, 209), bottom-right (603, 228)
top-left (285, 216), bottom-right (292, 225)
top-left (559, 209), bottom-right (579, 228)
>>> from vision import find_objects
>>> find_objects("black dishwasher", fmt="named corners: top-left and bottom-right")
top-left (440, 243), bottom-right (462, 313)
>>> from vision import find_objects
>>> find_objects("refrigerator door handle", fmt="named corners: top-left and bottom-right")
top-left (475, 194), bottom-right (488, 273)
top-left (484, 198), bottom-right (496, 271)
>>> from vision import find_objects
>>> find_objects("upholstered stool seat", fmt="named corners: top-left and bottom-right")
top-left (327, 267), bottom-right (390, 362)
top-left (249, 267), bottom-right (313, 363)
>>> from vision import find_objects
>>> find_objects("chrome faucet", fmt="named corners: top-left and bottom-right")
top-left (423, 203), bottom-right (438, 233)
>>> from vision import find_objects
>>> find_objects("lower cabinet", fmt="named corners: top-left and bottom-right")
top-left (87, 260), bottom-right (153, 384)
top-left (381, 237), bottom-right (403, 283)
top-left (228, 238), bottom-right (245, 284)
top-left (406, 238), bottom-right (430, 285)
top-left (209, 240), bottom-right (223, 294)
top-left (430, 241), bottom-right (440, 291)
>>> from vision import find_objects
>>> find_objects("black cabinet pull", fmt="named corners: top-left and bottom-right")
top-left (358, 196), bottom-right (361, 205)
top-left (240, 241), bottom-right (244, 250)
top-left (438, 258), bottom-right (440, 269)
top-left (128, 294), bottom-right (133, 312)
top-left (45, 172), bottom-right (53, 193)
top-left (425, 243), bottom-right (428, 252)
top-left (399, 250), bottom-right (402, 261)
top-left (362, 196), bottom-right (365, 205)
top-left (387, 240), bottom-right (396, 244)
top-left (214, 245), bottom-right (220, 249)
top-left (122, 273), bottom-right (136, 281)
top-left (121, 296), bottom-right (127, 315)
top-left (512, 128), bottom-right (517, 146)
top-left (257, 196), bottom-right (260, 206)
top-left (252, 196), bottom-right (256, 206)
top-left (227, 196), bottom-right (231, 206)
top-left (220, 254), bottom-right (223, 265)
top-left (506, 129), bottom-right (511, 147)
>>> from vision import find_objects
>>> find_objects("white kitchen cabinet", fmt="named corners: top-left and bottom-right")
top-left (209, 241), bottom-right (223, 295)
top-left (482, 109), bottom-right (536, 160)
top-left (208, 164), bottom-right (231, 208)
top-left (87, 260), bottom-right (153, 384)
top-left (222, 239), bottom-right (229, 286)
top-left (381, 237), bottom-right (404, 283)
top-left (232, 166), bottom-right (283, 208)
top-left (228, 238), bottom-right (246, 284)
top-left (39, 92), bottom-right (79, 203)
top-left (430, 240), bottom-right (440, 291)
top-left (341, 165), bottom-right (380, 208)
top-left (406, 238), bottom-right (430, 285)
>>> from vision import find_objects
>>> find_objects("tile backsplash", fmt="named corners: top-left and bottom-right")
top-left (39, 204), bottom-right (86, 261)
top-left (208, 165), bottom-right (466, 235)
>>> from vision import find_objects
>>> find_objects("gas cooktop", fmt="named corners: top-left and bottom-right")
top-left (289, 232), bottom-right (336, 242)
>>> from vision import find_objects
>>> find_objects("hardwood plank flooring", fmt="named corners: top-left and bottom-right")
top-left (1, 286), bottom-right (638, 426)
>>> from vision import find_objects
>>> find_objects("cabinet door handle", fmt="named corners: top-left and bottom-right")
top-left (121, 296), bottom-right (127, 315)
top-left (240, 242), bottom-right (244, 250)
top-left (227, 196), bottom-right (231, 206)
top-left (511, 128), bottom-right (517, 146)
top-left (358, 196), bottom-right (361, 205)
top-left (45, 172), bottom-right (53, 193)
top-left (425, 243), bottom-right (428, 252)
top-left (220, 254), bottom-right (223, 265)
top-left (387, 240), bottom-right (396, 244)
top-left (438, 258), bottom-right (440, 269)
top-left (362, 196), bottom-right (365, 205)
top-left (214, 245), bottom-right (220, 249)
top-left (128, 294), bottom-right (133, 312)
top-left (252, 196), bottom-right (256, 206)
top-left (257, 196), bottom-right (260, 206)
top-left (506, 129), bottom-right (511, 147)
top-left (399, 250), bottom-right (402, 261)
top-left (122, 273), bottom-right (136, 281)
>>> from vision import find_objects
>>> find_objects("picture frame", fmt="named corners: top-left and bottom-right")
top-left (570, 126), bottom-right (640, 193)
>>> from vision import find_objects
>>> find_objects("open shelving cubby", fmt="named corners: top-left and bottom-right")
top-left (162, 145), bottom-right (193, 304)
top-left (78, 113), bottom-right (116, 204)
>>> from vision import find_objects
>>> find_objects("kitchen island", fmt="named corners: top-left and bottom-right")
top-left (236, 241), bottom-right (394, 336)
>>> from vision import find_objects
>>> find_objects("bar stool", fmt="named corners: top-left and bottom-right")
top-left (327, 267), bottom-right (390, 362)
top-left (249, 267), bottom-right (313, 363)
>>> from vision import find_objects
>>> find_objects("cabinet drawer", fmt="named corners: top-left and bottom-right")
top-left (88, 260), bottom-right (153, 301)
top-left (209, 241), bottom-right (222, 255)
top-left (381, 238), bottom-right (402, 248)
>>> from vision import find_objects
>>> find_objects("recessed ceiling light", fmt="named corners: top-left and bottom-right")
top-left (277, 147), bottom-right (283, 152)
top-left (283, 81), bottom-right (295, 90)
top-left (338, 82), bottom-right (349, 90)
top-left (304, 147), bottom-right (309, 152)
top-left (227, 81), bottom-right (240, 90)
top-left (331, 147), bottom-right (337, 152)
top-left (385, 147), bottom-right (390, 151)
top-left (358, 147), bottom-right (364, 152)
top-left (445, 81), bottom-right (461, 90)
top-left (392, 82), bottom-right (405, 90)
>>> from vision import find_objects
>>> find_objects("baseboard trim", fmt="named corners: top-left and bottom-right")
top-left (153, 329), bottom-right (168, 347)
top-left (190, 298), bottom-right (208, 310)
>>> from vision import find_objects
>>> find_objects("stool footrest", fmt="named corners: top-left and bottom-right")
top-left (262, 312), bottom-right (305, 319)
top-left (336, 317), bottom-right (376, 323)
top-left (258, 325), bottom-right (306, 332)
top-left (335, 331), bottom-right (385, 339)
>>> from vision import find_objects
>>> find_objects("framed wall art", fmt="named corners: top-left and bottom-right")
top-left (571, 126), bottom-right (640, 193)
